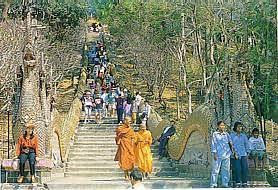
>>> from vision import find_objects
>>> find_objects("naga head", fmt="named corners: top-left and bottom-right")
top-left (23, 42), bottom-right (36, 76)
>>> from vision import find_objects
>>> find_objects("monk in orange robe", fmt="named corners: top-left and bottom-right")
top-left (114, 116), bottom-right (135, 180)
top-left (134, 124), bottom-right (153, 179)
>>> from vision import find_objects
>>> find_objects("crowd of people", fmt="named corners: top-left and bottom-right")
top-left (210, 121), bottom-right (266, 188)
top-left (80, 41), bottom-right (152, 126)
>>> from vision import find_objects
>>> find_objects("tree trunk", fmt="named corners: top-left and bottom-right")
top-left (210, 36), bottom-right (215, 65)
top-left (192, 5), bottom-right (206, 87)
top-left (176, 87), bottom-right (180, 120)
top-left (2, 1), bottom-right (10, 20)
top-left (187, 87), bottom-right (192, 114)
top-left (181, 12), bottom-right (187, 87)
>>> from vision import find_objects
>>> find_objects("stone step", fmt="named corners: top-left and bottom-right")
top-left (76, 127), bottom-right (138, 131)
top-left (66, 166), bottom-right (176, 173)
top-left (75, 134), bottom-right (116, 138)
top-left (68, 156), bottom-right (116, 161)
top-left (47, 179), bottom-right (130, 190)
top-left (79, 123), bottom-right (118, 127)
top-left (70, 145), bottom-right (158, 152)
top-left (79, 123), bottom-right (119, 126)
top-left (78, 124), bottom-right (140, 128)
top-left (76, 133), bottom-right (116, 137)
top-left (66, 161), bottom-right (172, 168)
top-left (68, 152), bottom-right (160, 158)
top-left (71, 146), bottom-right (156, 152)
top-left (46, 177), bottom-right (207, 189)
top-left (77, 129), bottom-right (117, 134)
top-left (66, 166), bottom-right (122, 173)
top-left (79, 116), bottom-right (117, 120)
top-left (80, 120), bottom-right (119, 124)
top-left (68, 156), bottom-right (117, 162)
top-left (64, 171), bottom-right (123, 178)
top-left (1, 183), bottom-right (48, 190)
top-left (72, 139), bottom-right (157, 145)
top-left (79, 117), bottom-right (118, 120)
top-left (70, 144), bottom-right (118, 149)
top-left (75, 131), bottom-right (115, 135)
top-left (77, 127), bottom-right (118, 131)
top-left (77, 128), bottom-right (118, 132)
top-left (70, 147), bottom-right (159, 153)
top-left (64, 170), bottom-right (178, 178)
top-left (75, 135), bottom-right (116, 139)
top-left (74, 138), bottom-right (115, 143)
top-left (73, 142), bottom-right (117, 146)
top-left (68, 152), bottom-right (117, 157)
top-left (76, 129), bottom-right (140, 133)
top-left (74, 136), bottom-right (115, 141)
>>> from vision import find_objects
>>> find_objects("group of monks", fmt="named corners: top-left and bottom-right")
top-left (114, 117), bottom-right (153, 180)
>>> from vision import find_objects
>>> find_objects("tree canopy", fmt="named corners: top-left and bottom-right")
top-left (93, 0), bottom-right (277, 121)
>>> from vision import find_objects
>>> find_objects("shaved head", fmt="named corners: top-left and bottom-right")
top-left (124, 116), bottom-right (132, 126)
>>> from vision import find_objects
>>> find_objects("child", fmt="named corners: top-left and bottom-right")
top-left (249, 128), bottom-right (266, 169)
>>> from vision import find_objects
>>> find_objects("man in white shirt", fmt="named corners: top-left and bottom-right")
top-left (135, 92), bottom-right (143, 108)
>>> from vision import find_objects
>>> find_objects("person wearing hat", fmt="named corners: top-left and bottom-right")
top-left (158, 120), bottom-right (176, 159)
top-left (15, 120), bottom-right (39, 183)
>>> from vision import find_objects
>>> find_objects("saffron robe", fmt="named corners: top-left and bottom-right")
top-left (134, 130), bottom-right (153, 173)
top-left (114, 124), bottom-right (135, 171)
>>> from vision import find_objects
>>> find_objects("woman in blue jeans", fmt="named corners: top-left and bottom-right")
top-left (230, 122), bottom-right (250, 188)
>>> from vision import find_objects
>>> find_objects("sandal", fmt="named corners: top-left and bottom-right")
top-left (17, 176), bottom-right (24, 183)
top-left (31, 175), bottom-right (37, 183)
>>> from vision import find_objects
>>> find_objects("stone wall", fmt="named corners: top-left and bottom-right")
top-left (49, 69), bottom-right (86, 162)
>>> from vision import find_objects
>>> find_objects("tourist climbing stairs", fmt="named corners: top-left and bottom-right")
top-left (46, 113), bottom-right (207, 189)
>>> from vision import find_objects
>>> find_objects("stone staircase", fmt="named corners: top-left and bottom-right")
top-left (46, 114), bottom-right (208, 189)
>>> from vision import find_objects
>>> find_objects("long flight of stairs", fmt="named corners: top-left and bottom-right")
top-left (46, 114), bottom-right (208, 189)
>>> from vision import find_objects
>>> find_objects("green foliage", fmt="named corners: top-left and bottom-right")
top-left (46, 1), bottom-right (88, 42)
top-left (241, 1), bottom-right (277, 120)
top-left (47, 1), bottom-right (87, 28)
top-left (6, 0), bottom-right (88, 42)
top-left (90, 0), bottom-right (277, 119)
top-left (266, 165), bottom-right (278, 187)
